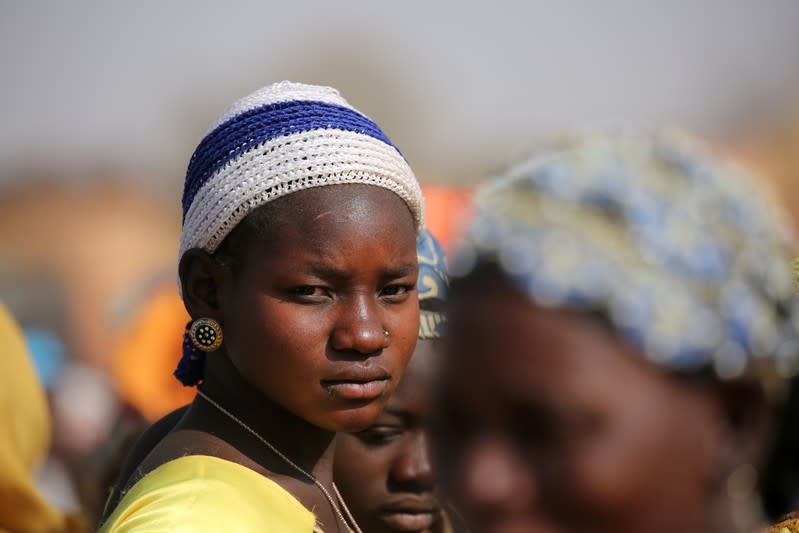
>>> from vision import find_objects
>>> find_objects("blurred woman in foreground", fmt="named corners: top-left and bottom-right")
top-left (436, 131), bottom-right (799, 533)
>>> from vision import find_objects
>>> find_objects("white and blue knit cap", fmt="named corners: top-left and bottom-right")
top-left (179, 81), bottom-right (424, 260)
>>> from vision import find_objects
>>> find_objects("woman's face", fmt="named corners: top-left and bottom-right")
top-left (219, 185), bottom-right (419, 433)
top-left (436, 275), bottom-right (732, 533)
top-left (335, 339), bottom-right (441, 533)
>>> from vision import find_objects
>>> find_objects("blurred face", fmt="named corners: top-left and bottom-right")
top-left (219, 185), bottom-right (419, 433)
top-left (436, 275), bottom-right (730, 533)
top-left (335, 340), bottom-right (442, 533)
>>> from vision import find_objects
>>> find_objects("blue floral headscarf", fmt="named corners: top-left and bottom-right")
top-left (417, 228), bottom-right (448, 339)
top-left (453, 130), bottom-right (799, 389)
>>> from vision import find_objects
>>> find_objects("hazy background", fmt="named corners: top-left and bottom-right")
top-left (1, 1), bottom-right (799, 523)
top-left (3, 1), bottom-right (799, 186)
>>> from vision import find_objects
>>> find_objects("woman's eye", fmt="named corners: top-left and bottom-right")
top-left (357, 426), bottom-right (402, 446)
top-left (291, 286), bottom-right (325, 298)
top-left (380, 284), bottom-right (414, 298)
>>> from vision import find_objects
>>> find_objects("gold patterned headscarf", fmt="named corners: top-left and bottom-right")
top-left (764, 513), bottom-right (799, 533)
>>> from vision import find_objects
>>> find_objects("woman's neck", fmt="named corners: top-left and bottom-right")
top-left (190, 352), bottom-right (337, 484)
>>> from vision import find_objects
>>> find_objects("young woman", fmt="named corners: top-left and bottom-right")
top-left (334, 228), bottom-right (466, 533)
top-left (100, 81), bottom-right (425, 532)
top-left (435, 131), bottom-right (799, 533)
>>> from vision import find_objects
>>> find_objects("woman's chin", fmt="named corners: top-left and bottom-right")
top-left (326, 400), bottom-right (387, 433)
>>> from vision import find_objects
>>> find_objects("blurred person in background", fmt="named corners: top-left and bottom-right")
top-left (1, 273), bottom-right (124, 528)
top-left (334, 228), bottom-right (468, 533)
top-left (0, 301), bottom-right (87, 533)
top-left (435, 131), bottom-right (799, 533)
top-left (78, 275), bottom-right (196, 522)
top-left (99, 81), bottom-right (425, 532)
top-left (50, 361), bottom-right (145, 526)
top-left (110, 276), bottom-right (194, 423)
top-left (761, 364), bottom-right (799, 531)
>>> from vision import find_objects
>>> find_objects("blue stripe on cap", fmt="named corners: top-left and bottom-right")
top-left (182, 100), bottom-right (400, 220)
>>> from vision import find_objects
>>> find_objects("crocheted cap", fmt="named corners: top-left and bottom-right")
top-left (453, 130), bottom-right (799, 387)
top-left (179, 81), bottom-right (424, 260)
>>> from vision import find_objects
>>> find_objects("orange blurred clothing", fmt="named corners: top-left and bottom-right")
top-left (420, 184), bottom-right (474, 252)
top-left (111, 285), bottom-right (194, 421)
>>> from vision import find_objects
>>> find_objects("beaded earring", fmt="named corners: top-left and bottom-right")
top-left (174, 318), bottom-right (223, 386)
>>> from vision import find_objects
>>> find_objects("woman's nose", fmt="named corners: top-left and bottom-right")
top-left (390, 430), bottom-right (434, 490)
top-left (330, 293), bottom-right (388, 356)
top-left (458, 434), bottom-right (538, 518)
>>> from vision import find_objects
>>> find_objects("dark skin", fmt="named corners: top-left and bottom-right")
top-left (436, 273), bottom-right (770, 533)
top-left (116, 185), bottom-right (419, 530)
top-left (335, 339), bottom-right (444, 533)
top-left (102, 404), bottom-right (187, 522)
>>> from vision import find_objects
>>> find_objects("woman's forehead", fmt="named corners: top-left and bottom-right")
top-left (230, 194), bottom-right (417, 279)
top-left (447, 283), bottom-right (654, 398)
top-left (263, 184), bottom-right (414, 228)
top-left (229, 185), bottom-right (415, 253)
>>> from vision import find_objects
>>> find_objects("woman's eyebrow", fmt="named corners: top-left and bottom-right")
top-left (383, 264), bottom-right (418, 278)
top-left (300, 262), bottom-right (417, 280)
top-left (303, 263), bottom-right (351, 280)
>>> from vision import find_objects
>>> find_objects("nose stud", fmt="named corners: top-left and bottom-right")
top-left (383, 329), bottom-right (390, 339)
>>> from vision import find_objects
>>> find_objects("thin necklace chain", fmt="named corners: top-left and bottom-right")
top-left (196, 389), bottom-right (363, 533)
top-left (331, 482), bottom-right (362, 531)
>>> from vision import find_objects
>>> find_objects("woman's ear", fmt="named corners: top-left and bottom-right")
top-left (699, 380), bottom-right (773, 530)
top-left (178, 248), bottom-right (227, 320)
top-left (710, 379), bottom-right (772, 471)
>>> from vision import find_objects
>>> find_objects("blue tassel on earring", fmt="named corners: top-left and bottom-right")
top-left (174, 321), bottom-right (206, 386)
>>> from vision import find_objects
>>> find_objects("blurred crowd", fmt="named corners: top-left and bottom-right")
top-left (1, 138), bottom-right (797, 531)
top-left (0, 10), bottom-right (797, 528)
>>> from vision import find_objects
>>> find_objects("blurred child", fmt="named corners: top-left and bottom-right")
top-left (335, 229), bottom-right (466, 533)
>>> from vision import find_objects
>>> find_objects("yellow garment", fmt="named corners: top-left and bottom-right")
top-left (99, 455), bottom-right (317, 533)
top-left (0, 303), bottom-right (70, 533)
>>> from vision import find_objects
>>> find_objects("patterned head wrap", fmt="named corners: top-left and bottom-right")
top-left (179, 81), bottom-right (424, 262)
top-left (452, 131), bottom-right (799, 388)
top-left (417, 228), bottom-right (448, 339)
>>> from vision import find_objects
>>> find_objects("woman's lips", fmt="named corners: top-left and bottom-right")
top-left (379, 509), bottom-right (438, 532)
top-left (322, 364), bottom-right (390, 401)
top-left (322, 378), bottom-right (390, 400)
top-left (380, 498), bottom-right (439, 532)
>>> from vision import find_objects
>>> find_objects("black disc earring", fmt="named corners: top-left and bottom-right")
top-left (189, 318), bottom-right (223, 352)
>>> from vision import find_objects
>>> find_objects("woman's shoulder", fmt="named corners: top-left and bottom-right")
top-left (99, 454), bottom-right (317, 533)
top-left (117, 427), bottom-right (246, 492)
